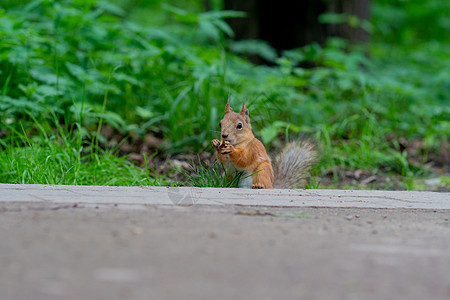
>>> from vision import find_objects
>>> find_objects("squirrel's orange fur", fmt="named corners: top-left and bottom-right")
top-left (212, 101), bottom-right (316, 189)
top-left (212, 102), bottom-right (273, 188)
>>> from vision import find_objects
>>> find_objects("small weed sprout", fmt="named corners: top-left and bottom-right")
top-left (182, 160), bottom-right (246, 188)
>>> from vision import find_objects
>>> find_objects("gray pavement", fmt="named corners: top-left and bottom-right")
top-left (1, 184), bottom-right (450, 209)
top-left (0, 184), bottom-right (449, 299)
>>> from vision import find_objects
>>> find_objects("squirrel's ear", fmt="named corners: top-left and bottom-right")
top-left (225, 94), bottom-right (232, 114)
top-left (240, 103), bottom-right (249, 121)
top-left (225, 104), bottom-right (232, 114)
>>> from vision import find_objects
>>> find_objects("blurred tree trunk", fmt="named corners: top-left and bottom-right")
top-left (327, 0), bottom-right (371, 43)
top-left (224, 0), bottom-right (371, 51)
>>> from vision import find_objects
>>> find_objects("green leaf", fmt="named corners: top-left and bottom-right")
top-left (135, 106), bottom-right (156, 119)
top-left (97, 1), bottom-right (125, 17)
top-left (65, 62), bottom-right (87, 82)
top-left (319, 13), bottom-right (347, 24)
top-left (162, 4), bottom-right (198, 24)
top-left (201, 10), bottom-right (246, 20)
top-left (211, 19), bottom-right (234, 38)
top-left (229, 40), bottom-right (278, 62)
top-left (29, 67), bottom-right (60, 85)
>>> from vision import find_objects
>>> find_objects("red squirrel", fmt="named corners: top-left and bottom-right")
top-left (212, 99), bottom-right (316, 189)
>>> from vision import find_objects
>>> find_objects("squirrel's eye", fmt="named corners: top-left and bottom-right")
top-left (236, 123), bottom-right (243, 129)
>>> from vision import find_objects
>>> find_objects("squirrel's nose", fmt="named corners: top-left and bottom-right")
top-left (222, 134), bottom-right (228, 139)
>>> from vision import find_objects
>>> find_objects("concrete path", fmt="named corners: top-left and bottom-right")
top-left (1, 184), bottom-right (449, 299)
top-left (1, 184), bottom-right (449, 209)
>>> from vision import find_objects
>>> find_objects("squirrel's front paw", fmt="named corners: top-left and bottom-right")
top-left (211, 139), bottom-right (221, 149)
top-left (220, 141), bottom-right (234, 155)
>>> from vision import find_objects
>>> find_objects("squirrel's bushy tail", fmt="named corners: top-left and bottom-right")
top-left (273, 142), bottom-right (317, 189)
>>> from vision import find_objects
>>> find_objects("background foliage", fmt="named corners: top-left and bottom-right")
top-left (0, 0), bottom-right (448, 188)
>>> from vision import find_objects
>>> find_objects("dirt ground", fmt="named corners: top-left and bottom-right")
top-left (99, 125), bottom-right (450, 192)
top-left (0, 202), bottom-right (449, 299)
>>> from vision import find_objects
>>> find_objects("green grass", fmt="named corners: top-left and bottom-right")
top-left (0, 142), bottom-right (155, 185)
top-left (181, 160), bottom-right (246, 188)
top-left (305, 177), bottom-right (321, 189)
top-left (0, 117), bottom-right (166, 186)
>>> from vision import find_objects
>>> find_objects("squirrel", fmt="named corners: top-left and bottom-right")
top-left (211, 99), bottom-right (316, 189)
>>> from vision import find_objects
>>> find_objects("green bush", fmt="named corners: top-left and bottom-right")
top-left (0, 0), bottom-right (448, 186)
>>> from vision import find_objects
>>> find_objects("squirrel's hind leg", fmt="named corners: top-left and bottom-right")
top-left (251, 162), bottom-right (274, 189)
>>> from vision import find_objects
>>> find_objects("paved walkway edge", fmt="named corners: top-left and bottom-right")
top-left (0, 184), bottom-right (449, 209)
